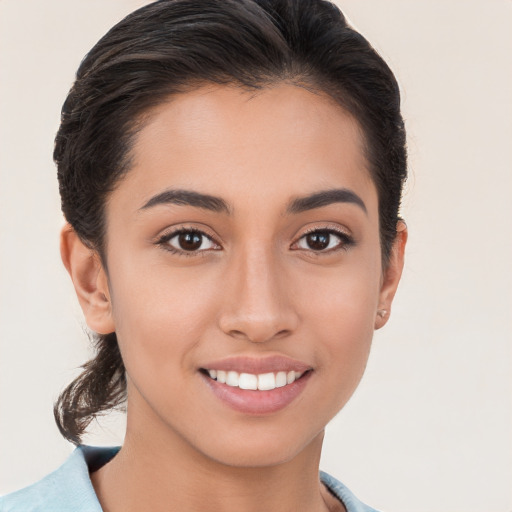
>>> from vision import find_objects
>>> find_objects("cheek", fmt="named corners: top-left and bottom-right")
top-left (314, 286), bottom-right (375, 363)
top-left (107, 260), bottom-right (222, 369)
top-left (297, 251), bottom-right (381, 329)
top-left (295, 258), bottom-right (380, 394)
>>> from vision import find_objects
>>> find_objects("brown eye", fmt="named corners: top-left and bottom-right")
top-left (165, 230), bottom-right (218, 252)
top-left (178, 232), bottom-right (203, 251)
top-left (295, 229), bottom-right (353, 252)
top-left (305, 231), bottom-right (331, 251)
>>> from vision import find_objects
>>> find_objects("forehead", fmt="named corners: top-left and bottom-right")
top-left (119, 83), bottom-right (376, 215)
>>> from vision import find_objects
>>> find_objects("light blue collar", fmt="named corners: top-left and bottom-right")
top-left (0, 446), bottom-right (118, 512)
top-left (1, 446), bottom-right (378, 512)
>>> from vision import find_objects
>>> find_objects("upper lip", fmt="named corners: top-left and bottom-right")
top-left (200, 355), bottom-right (312, 374)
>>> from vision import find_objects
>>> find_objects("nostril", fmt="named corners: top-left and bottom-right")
top-left (228, 330), bottom-right (246, 339)
top-left (227, 328), bottom-right (292, 343)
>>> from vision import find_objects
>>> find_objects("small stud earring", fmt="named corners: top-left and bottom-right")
top-left (377, 309), bottom-right (388, 318)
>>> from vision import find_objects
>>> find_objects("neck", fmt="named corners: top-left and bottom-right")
top-left (92, 413), bottom-right (337, 512)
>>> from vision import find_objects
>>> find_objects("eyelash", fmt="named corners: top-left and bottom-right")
top-left (156, 226), bottom-right (355, 256)
top-left (292, 227), bottom-right (355, 254)
top-left (156, 228), bottom-right (220, 257)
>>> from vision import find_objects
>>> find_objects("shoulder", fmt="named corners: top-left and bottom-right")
top-left (0, 446), bottom-right (119, 512)
top-left (320, 471), bottom-right (380, 512)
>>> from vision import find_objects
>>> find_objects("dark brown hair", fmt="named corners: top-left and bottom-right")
top-left (54, 0), bottom-right (407, 444)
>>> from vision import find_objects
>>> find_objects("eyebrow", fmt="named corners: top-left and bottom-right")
top-left (140, 189), bottom-right (231, 214)
top-left (286, 188), bottom-right (367, 215)
top-left (139, 187), bottom-right (366, 216)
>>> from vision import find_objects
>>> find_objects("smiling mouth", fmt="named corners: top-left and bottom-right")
top-left (201, 369), bottom-right (307, 391)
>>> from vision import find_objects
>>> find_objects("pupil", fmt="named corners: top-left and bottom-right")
top-left (179, 232), bottom-right (202, 251)
top-left (307, 232), bottom-right (329, 250)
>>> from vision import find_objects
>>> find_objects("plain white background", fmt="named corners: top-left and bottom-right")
top-left (0, 1), bottom-right (511, 511)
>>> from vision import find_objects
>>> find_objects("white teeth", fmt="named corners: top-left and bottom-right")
top-left (206, 369), bottom-right (306, 390)
top-left (239, 373), bottom-right (258, 390)
top-left (226, 371), bottom-right (239, 387)
top-left (275, 371), bottom-right (287, 388)
top-left (258, 372), bottom-right (275, 390)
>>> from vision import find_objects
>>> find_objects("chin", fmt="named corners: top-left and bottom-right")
top-left (191, 425), bottom-right (325, 469)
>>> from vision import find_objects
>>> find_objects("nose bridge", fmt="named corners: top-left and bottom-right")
top-left (219, 243), bottom-right (297, 343)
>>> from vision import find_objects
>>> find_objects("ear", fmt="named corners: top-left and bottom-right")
top-left (60, 224), bottom-right (115, 334)
top-left (374, 220), bottom-right (407, 330)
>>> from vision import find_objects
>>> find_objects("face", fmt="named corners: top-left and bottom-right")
top-left (86, 84), bottom-right (402, 467)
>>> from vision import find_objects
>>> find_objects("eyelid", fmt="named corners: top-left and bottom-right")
top-left (155, 225), bottom-right (222, 254)
top-left (300, 223), bottom-right (352, 238)
top-left (290, 224), bottom-right (355, 252)
top-left (155, 222), bottom-right (220, 242)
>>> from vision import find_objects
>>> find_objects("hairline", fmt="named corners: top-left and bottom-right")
top-left (95, 78), bottom-right (385, 272)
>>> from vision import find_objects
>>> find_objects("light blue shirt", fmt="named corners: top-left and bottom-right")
top-left (0, 446), bottom-right (379, 511)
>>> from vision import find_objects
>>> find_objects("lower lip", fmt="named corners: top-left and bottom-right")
top-left (201, 371), bottom-right (312, 415)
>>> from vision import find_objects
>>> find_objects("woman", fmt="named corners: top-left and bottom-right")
top-left (0, 0), bottom-right (407, 510)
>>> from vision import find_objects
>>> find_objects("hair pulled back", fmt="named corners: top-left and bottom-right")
top-left (54, 0), bottom-right (407, 444)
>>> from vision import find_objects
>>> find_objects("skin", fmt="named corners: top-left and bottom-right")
top-left (61, 84), bottom-right (406, 512)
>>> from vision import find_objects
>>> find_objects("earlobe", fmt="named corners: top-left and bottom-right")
top-left (374, 221), bottom-right (407, 330)
top-left (60, 224), bottom-right (115, 334)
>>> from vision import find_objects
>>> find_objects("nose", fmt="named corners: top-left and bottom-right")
top-left (218, 247), bottom-right (299, 344)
